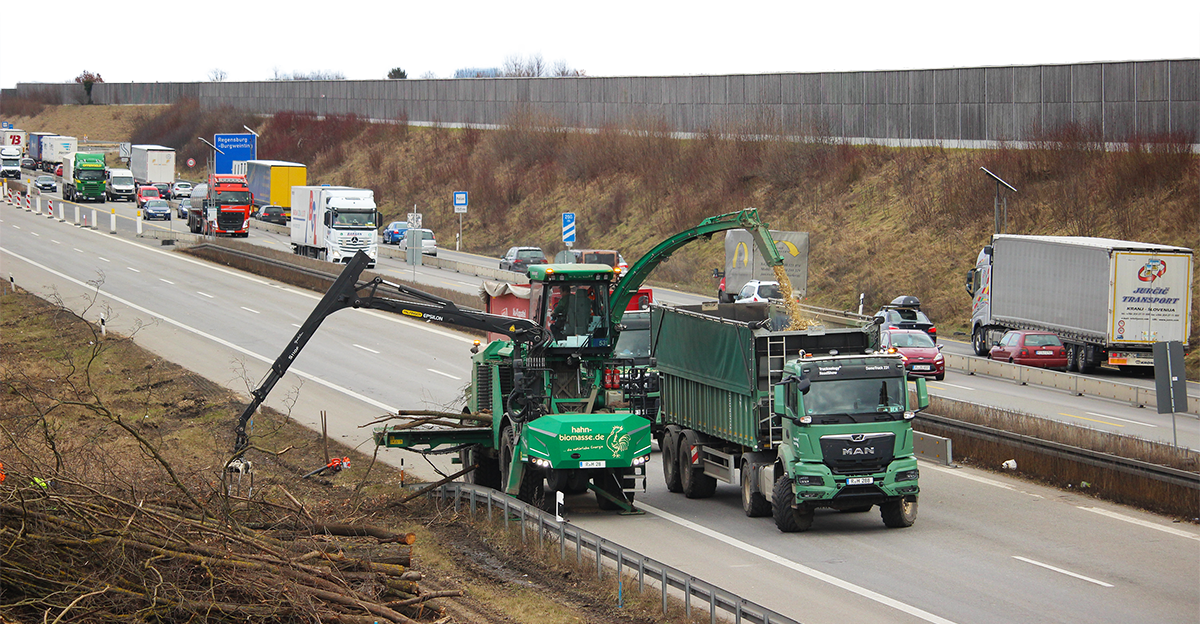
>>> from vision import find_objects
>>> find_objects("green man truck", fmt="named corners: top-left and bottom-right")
top-left (654, 303), bottom-right (929, 531)
top-left (62, 152), bottom-right (108, 203)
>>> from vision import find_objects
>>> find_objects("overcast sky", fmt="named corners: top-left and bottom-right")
top-left (4, 4), bottom-right (1176, 39)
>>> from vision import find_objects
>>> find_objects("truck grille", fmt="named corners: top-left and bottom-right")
top-left (820, 432), bottom-right (895, 475)
top-left (474, 363), bottom-right (514, 412)
top-left (339, 235), bottom-right (371, 252)
top-left (217, 211), bottom-right (244, 230)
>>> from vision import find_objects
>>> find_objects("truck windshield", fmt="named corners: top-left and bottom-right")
top-left (79, 170), bottom-right (105, 180)
top-left (334, 210), bottom-right (377, 227)
top-left (1, 158), bottom-right (18, 167)
top-left (215, 190), bottom-right (251, 205)
top-left (544, 282), bottom-right (610, 348)
top-left (613, 314), bottom-right (651, 361)
top-left (802, 377), bottom-right (907, 423)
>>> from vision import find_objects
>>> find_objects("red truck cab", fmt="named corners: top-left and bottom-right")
top-left (205, 174), bottom-right (253, 237)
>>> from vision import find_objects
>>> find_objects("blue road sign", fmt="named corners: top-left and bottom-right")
top-left (562, 212), bottom-right (576, 244)
top-left (213, 133), bottom-right (257, 174)
top-left (454, 191), bottom-right (468, 214)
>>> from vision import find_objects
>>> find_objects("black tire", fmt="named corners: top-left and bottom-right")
top-left (771, 475), bottom-right (813, 532)
top-left (595, 468), bottom-right (634, 511)
top-left (498, 425), bottom-right (544, 506)
top-left (1076, 345), bottom-right (1092, 374)
top-left (881, 496), bottom-right (918, 528)
top-left (459, 445), bottom-right (501, 490)
top-left (1065, 344), bottom-right (1079, 372)
top-left (740, 463), bottom-right (771, 517)
top-left (678, 431), bottom-right (717, 499)
top-left (972, 326), bottom-right (989, 356)
top-left (661, 427), bottom-right (683, 493)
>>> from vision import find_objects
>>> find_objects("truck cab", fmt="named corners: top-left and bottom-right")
top-left (0, 147), bottom-right (21, 179)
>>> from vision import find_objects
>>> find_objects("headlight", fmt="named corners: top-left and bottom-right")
top-left (798, 415), bottom-right (812, 424)
top-left (794, 475), bottom-right (824, 486)
top-left (903, 411), bottom-right (916, 420)
top-left (934, 353), bottom-right (944, 362)
top-left (632, 454), bottom-right (651, 466)
top-left (896, 469), bottom-right (919, 482)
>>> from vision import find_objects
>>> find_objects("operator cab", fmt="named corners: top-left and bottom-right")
top-left (528, 264), bottom-right (615, 354)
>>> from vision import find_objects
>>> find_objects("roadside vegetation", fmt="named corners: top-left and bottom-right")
top-left (0, 288), bottom-right (699, 623)
top-left (4, 100), bottom-right (1195, 375)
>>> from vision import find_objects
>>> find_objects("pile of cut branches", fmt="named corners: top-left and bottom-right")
top-left (0, 477), bottom-right (458, 623)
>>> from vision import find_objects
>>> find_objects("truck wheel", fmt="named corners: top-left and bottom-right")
top-left (740, 462), bottom-right (770, 517)
top-left (771, 475), bottom-right (813, 532)
top-left (880, 496), bottom-right (918, 528)
top-left (678, 430), bottom-right (717, 499)
top-left (499, 425), bottom-right (544, 507)
top-left (661, 427), bottom-right (682, 493)
top-left (1065, 344), bottom-right (1079, 372)
top-left (460, 445), bottom-right (501, 490)
top-left (595, 468), bottom-right (633, 511)
top-left (1076, 346), bottom-right (1093, 374)
top-left (972, 326), bottom-right (989, 356)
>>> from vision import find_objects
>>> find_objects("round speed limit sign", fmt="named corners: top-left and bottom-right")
top-left (186, 158), bottom-right (196, 168)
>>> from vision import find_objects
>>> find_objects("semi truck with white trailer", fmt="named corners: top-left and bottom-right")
top-left (653, 303), bottom-right (928, 531)
top-left (290, 186), bottom-right (379, 268)
top-left (967, 234), bottom-right (1194, 372)
top-left (39, 136), bottom-right (78, 171)
top-left (130, 145), bottom-right (176, 186)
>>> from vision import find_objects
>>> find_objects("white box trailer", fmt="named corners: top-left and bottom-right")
top-left (290, 186), bottom-right (378, 268)
top-left (40, 136), bottom-right (78, 169)
top-left (967, 234), bottom-right (1193, 372)
top-left (130, 144), bottom-right (176, 186)
top-left (2, 129), bottom-right (28, 155)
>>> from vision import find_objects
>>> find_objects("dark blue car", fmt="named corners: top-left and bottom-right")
top-left (382, 221), bottom-right (407, 245)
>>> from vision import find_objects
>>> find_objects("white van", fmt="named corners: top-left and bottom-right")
top-left (106, 168), bottom-right (136, 201)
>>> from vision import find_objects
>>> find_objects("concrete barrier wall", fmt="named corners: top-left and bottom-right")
top-left (945, 353), bottom-right (1200, 416)
top-left (11, 59), bottom-right (1196, 145)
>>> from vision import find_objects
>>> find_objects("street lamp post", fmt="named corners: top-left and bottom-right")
top-left (980, 167), bottom-right (1018, 234)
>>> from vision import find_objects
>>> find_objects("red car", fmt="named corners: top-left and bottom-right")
top-left (136, 185), bottom-right (161, 208)
top-left (881, 329), bottom-right (945, 380)
top-left (988, 330), bottom-right (1068, 370)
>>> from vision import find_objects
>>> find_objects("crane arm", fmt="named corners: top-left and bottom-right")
top-left (609, 208), bottom-right (786, 323)
top-left (232, 251), bottom-right (545, 454)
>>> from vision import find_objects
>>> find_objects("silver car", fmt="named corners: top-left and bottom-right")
top-left (171, 181), bottom-right (193, 199)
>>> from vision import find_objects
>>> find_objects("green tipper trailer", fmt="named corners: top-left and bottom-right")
top-left (653, 302), bottom-right (929, 532)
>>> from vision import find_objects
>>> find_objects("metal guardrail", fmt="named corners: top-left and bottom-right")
top-left (439, 482), bottom-right (800, 624)
top-left (946, 354), bottom-right (1200, 417)
top-left (916, 411), bottom-right (1200, 490)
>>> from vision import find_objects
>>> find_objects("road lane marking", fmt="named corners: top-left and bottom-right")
top-left (1085, 412), bottom-right (1156, 428)
top-left (1077, 507), bottom-right (1200, 541)
top-left (353, 344), bottom-right (380, 354)
top-left (30, 231), bottom-right (39, 237)
top-left (74, 248), bottom-right (84, 253)
top-left (51, 239), bottom-right (60, 244)
top-left (427, 368), bottom-right (461, 380)
top-left (197, 291), bottom-right (213, 298)
top-left (1059, 412), bottom-right (1124, 427)
top-left (920, 464), bottom-right (1044, 498)
top-left (291, 323), bottom-right (301, 328)
top-left (0, 248), bottom-right (397, 414)
top-left (930, 381), bottom-right (973, 391)
top-left (241, 306), bottom-right (260, 314)
top-left (1012, 556), bottom-right (1113, 587)
top-left (127, 267), bottom-right (140, 273)
top-left (637, 502), bottom-right (960, 624)
top-left (98, 257), bottom-right (110, 262)
top-left (160, 278), bottom-right (174, 285)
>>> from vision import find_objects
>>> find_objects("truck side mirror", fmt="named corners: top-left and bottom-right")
top-left (914, 377), bottom-right (929, 411)
top-left (965, 269), bottom-right (975, 296)
top-left (773, 384), bottom-right (787, 415)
